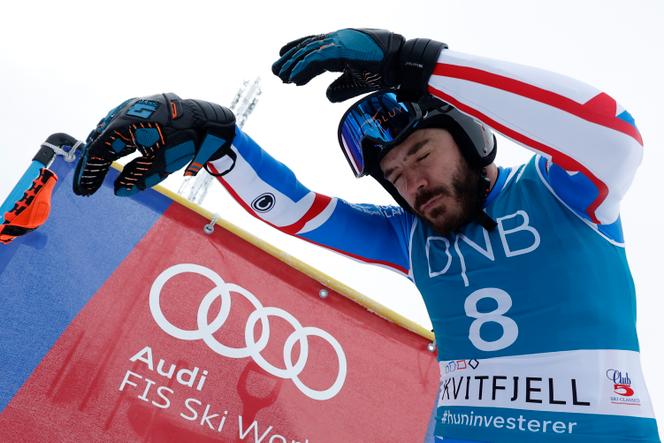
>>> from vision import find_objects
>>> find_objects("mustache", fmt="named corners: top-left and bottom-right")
top-left (414, 186), bottom-right (452, 213)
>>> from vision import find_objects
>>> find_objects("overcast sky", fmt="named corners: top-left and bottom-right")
top-left (2, 0), bottom-right (663, 421)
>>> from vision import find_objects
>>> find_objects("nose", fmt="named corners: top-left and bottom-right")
top-left (403, 169), bottom-right (428, 199)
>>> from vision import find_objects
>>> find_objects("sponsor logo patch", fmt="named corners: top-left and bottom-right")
top-left (251, 193), bottom-right (275, 213)
top-left (606, 369), bottom-right (641, 406)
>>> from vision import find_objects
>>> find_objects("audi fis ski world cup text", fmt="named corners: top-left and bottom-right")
top-left (117, 263), bottom-right (348, 441)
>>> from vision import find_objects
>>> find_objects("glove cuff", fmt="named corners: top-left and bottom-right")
top-left (398, 38), bottom-right (447, 102)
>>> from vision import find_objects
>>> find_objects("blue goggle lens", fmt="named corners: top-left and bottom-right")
top-left (338, 92), bottom-right (417, 177)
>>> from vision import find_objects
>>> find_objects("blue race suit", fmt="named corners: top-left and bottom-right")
top-left (209, 49), bottom-right (660, 442)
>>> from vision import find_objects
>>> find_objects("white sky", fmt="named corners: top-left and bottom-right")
top-left (2, 0), bottom-right (663, 422)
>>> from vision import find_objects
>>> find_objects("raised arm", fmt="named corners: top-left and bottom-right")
top-left (427, 50), bottom-right (642, 225)
top-left (272, 28), bottom-right (642, 225)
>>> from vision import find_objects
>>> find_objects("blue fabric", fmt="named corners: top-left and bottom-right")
top-left (231, 128), bottom-right (414, 274)
top-left (537, 157), bottom-right (624, 243)
top-left (435, 439), bottom-right (484, 443)
top-left (222, 129), bottom-right (659, 441)
top-left (434, 406), bottom-right (660, 442)
top-left (424, 385), bottom-right (441, 443)
top-left (233, 129), bottom-right (317, 202)
top-left (301, 201), bottom-right (413, 275)
top-left (0, 157), bottom-right (171, 412)
top-left (409, 158), bottom-right (656, 441)
top-left (617, 110), bottom-right (636, 126)
top-left (412, 157), bottom-right (638, 360)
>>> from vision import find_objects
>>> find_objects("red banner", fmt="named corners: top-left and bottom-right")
top-left (1, 201), bottom-right (438, 442)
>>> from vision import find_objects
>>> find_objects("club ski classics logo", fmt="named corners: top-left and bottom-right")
top-left (149, 263), bottom-right (347, 401)
top-left (606, 369), bottom-right (641, 406)
top-left (251, 193), bottom-right (275, 212)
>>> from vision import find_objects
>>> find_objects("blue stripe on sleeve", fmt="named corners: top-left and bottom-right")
top-left (301, 200), bottom-right (413, 274)
top-left (232, 129), bottom-right (311, 202)
top-left (536, 157), bottom-right (624, 243)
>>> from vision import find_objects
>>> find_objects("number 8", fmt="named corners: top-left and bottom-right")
top-left (464, 288), bottom-right (518, 351)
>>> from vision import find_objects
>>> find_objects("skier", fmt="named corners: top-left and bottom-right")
top-left (73, 28), bottom-right (660, 442)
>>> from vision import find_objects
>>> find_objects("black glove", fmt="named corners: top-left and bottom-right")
top-left (272, 28), bottom-right (446, 102)
top-left (73, 93), bottom-right (236, 197)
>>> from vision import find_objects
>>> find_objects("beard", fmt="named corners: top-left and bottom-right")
top-left (414, 160), bottom-right (485, 236)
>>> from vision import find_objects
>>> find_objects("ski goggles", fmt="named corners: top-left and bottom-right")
top-left (337, 91), bottom-right (424, 178)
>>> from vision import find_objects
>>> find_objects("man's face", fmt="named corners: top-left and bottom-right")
top-left (379, 128), bottom-right (484, 235)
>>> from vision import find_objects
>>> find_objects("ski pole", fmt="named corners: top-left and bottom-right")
top-left (0, 133), bottom-right (79, 244)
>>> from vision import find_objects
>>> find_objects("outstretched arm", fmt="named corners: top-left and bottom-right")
top-left (71, 93), bottom-right (414, 277)
top-left (209, 127), bottom-right (415, 277)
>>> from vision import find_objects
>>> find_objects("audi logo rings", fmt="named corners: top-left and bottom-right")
top-left (149, 264), bottom-right (347, 400)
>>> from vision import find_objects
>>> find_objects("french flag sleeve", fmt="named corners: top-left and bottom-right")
top-left (208, 128), bottom-right (415, 278)
top-left (427, 49), bottom-right (643, 226)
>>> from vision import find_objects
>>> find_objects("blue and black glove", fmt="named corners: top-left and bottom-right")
top-left (272, 28), bottom-right (446, 103)
top-left (73, 93), bottom-right (236, 197)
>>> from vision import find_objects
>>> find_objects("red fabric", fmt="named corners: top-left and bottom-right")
top-left (0, 202), bottom-right (438, 442)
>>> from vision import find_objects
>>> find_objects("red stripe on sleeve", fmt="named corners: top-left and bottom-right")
top-left (432, 64), bottom-right (643, 145)
top-left (209, 163), bottom-right (332, 235)
top-left (209, 164), bottom-right (409, 275)
top-left (428, 85), bottom-right (607, 224)
top-left (279, 193), bottom-right (332, 235)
